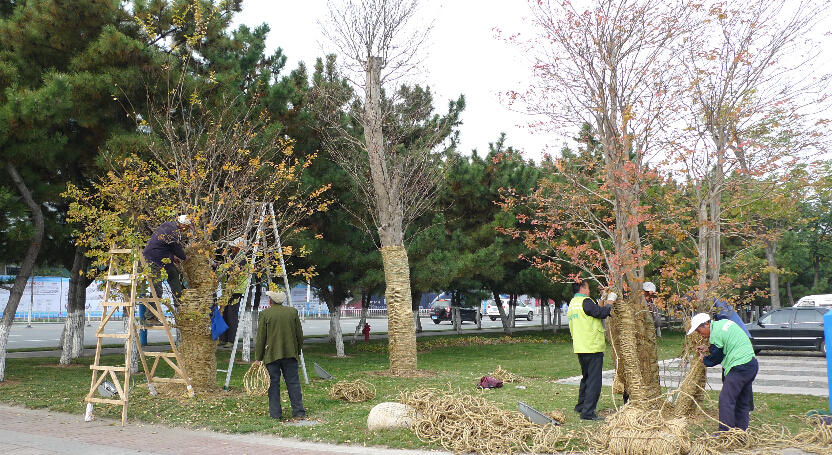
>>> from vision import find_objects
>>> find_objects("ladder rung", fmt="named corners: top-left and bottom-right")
top-left (149, 378), bottom-right (188, 384)
top-left (144, 352), bottom-right (177, 357)
top-left (96, 333), bottom-right (130, 339)
top-left (86, 397), bottom-right (125, 404)
top-left (109, 248), bottom-right (133, 254)
top-left (90, 365), bottom-right (128, 372)
top-left (101, 301), bottom-right (132, 307)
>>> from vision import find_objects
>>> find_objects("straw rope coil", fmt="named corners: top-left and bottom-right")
top-left (400, 388), bottom-right (570, 455)
top-left (244, 362), bottom-right (269, 396)
top-left (328, 379), bottom-right (376, 402)
top-left (490, 365), bottom-right (526, 383)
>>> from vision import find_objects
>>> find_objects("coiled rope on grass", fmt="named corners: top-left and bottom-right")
top-left (490, 365), bottom-right (526, 383)
top-left (328, 379), bottom-right (376, 402)
top-left (244, 362), bottom-right (269, 396)
top-left (400, 388), bottom-right (571, 455)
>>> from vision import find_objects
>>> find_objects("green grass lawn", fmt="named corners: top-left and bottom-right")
top-left (0, 328), bottom-right (826, 451)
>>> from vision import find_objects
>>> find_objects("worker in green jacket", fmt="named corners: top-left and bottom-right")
top-left (567, 279), bottom-right (612, 421)
top-left (254, 290), bottom-right (306, 420)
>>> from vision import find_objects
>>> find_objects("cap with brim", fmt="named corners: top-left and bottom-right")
top-left (265, 290), bottom-right (286, 304)
top-left (230, 237), bottom-right (247, 248)
top-left (643, 282), bottom-right (656, 293)
top-left (177, 215), bottom-right (191, 225)
top-left (687, 313), bottom-right (711, 336)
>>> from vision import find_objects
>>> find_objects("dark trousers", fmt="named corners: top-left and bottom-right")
top-left (265, 357), bottom-right (305, 419)
top-left (718, 358), bottom-right (758, 431)
top-left (149, 262), bottom-right (183, 313)
top-left (217, 294), bottom-right (242, 343)
top-left (575, 352), bottom-right (604, 419)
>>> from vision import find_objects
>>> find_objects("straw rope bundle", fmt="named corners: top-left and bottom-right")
top-left (244, 362), bottom-right (269, 396)
top-left (328, 379), bottom-right (376, 402)
top-left (400, 388), bottom-right (570, 455)
top-left (489, 365), bottom-right (526, 383)
top-left (592, 405), bottom-right (691, 455)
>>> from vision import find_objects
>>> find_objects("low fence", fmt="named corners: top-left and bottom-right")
top-left (13, 306), bottom-right (433, 323)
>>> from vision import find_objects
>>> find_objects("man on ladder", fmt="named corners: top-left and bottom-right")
top-left (142, 215), bottom-right (191, 324)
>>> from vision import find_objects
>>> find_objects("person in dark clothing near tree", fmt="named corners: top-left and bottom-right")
top-left (689, 312), bottom-right (758, 432)
top-left (567, 279), bottom-right (613, 421)
top-left (254, 290), bottom-right (306, 420)
top-left (142, 215), bottom-right (190, 324)
top-left (217, 237), bottom-right (248, 348)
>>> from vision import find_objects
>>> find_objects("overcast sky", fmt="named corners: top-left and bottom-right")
top-left (232, 0), bottom-right (554, 162)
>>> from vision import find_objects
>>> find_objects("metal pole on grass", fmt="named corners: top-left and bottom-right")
top-left (825, 311), bottom-right (831, 413)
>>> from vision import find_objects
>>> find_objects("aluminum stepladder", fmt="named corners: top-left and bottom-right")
top-left (221, 202), bottom-right (308, 390)
top-left (83, 245), bottom-right (193, 426)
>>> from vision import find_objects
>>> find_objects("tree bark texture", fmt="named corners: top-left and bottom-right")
top-left (381, 246), bottom-right (417, 373)
top-left (60, 246), bottom-right (90, 364)
top-left (0, 162), bottom-right (45, 382)
top-left (675, 330), bottom-right (709, 417)
top-left (764, 241), bottom-right (781, 309)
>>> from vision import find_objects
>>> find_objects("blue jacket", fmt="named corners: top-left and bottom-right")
top-left (713, 299), bottom-right (751, 337)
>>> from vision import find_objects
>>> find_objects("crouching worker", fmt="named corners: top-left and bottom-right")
top-left (254, 290), bottom-right (306, 420)
top-left (688, 313), bottom-right (758, 432)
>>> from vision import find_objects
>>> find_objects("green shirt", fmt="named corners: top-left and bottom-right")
top-left (567, 294), bottom-right (606, 353)
top-left (709, 319), bottom-right (755, 374)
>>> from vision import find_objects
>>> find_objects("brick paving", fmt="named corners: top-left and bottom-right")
top-left (0, 404), bottom-right (449, 455)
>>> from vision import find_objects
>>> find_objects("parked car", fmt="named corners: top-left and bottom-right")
top-left (746, 307), bottom-right (830, 355)
top-left (429, 300), bottom-right (479, 324)
top-left (483, 299), bottom-right (535, 321)
top-left (794, 294), bottom-right (832, 309)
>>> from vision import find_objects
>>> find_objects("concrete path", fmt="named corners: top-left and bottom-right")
top-left (557, 352), bottom-right (830, 397)
top-left (0, 404), bottom-right (450, 455)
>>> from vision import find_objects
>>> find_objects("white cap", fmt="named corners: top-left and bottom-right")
top-left (643, 282), bottom-right (656, 293)
top-left (265, 290), bottom-right (286, 304)
top-left (606, 292), bottom-right (617, 302)
top-left (230, 237), bottom-right (247, 248)
top-left (177, 215), bottom-right (191, 225)
top-left (687, 313), bottom-right (711, 336)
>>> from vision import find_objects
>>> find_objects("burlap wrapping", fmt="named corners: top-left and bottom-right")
top-left (675, 321), bottom-right (708, 417)
top-left (380, 245), bottom-right (417, 374)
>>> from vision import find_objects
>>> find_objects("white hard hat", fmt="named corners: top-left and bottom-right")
top-left (177, 215), bottom-right (191, 225)
top-left (606, 292), bottom-right (617, 302)
top-left (265, 290), bottom-right (286, 304)
top-left (230, 237), bottom-right (247, 248)
top-left (687, 313), bottom-right (711, 336)
top-left (643, 282), bottom-right (656, 293)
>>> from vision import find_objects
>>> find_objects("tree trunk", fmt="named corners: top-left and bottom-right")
top-left (764, 241), bottom-right (781, 309)
top-left (239, 284), bottom-right (255, 362)
top-left (786, 279), bottom-right (794, 306)
top-left (0, 162), bottom-right (45, 382)
top-left (178, 246), bottom-right (218, 393)
top-left (411, 290), bottom-right (423, 333)
top-left (493, 290), bottom-right (512, 335)
top-left (354, 292), bottom-right (370, 342)
top-left (60, 245), bottom-right (89, 364)
top-left (813, 256), bottom-right (820, 290)
top-left (380, 246), bottom-right (417, 373)
top-left (328, 300), bottom-right (345, 357)
top-left (123, 307), bottom-right (139, 374)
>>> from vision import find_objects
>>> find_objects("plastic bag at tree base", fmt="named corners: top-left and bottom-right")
top-left (477, 376), bottom-right (503, 389)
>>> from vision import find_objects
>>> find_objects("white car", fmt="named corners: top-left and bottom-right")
top-left (483, 299), bottom-right (535, 321)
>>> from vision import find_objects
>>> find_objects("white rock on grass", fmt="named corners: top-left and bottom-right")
top-left (367, 402), bottom-right (418, 431)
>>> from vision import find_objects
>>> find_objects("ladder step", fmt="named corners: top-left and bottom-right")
top-left (101, 301), bottom-right (132, 307)
top-left (95, 333), bottom-right (130, 339)
top-left (89, 365), bottom-right (128, 372)
top-left (86, 397), bottom-right (126, 405)
top-left (149, 377), bottom-right (188, 384)
top-left (144, 352), bottom-right (177, 357)
top-left (109, 248), bottom-right (133, 254)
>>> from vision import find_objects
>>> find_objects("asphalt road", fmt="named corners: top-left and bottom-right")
top-left (7, 313), bottom-right (562, 349)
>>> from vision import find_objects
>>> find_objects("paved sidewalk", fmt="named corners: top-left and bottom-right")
top-left (0, 404), bottom-right (451, 455)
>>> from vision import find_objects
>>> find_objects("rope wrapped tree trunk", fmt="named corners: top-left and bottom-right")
top-left (380, 245), bottom-right (417, 374)
top-left (178, 244), bottom-right (218, 394)
top-left (609, 295), bottom-right (662, 408)
top-left (675, 324), bottom-right (708, 417)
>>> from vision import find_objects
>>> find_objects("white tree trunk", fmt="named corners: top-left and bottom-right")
top-left (60, 309), bottom-right (85, 365)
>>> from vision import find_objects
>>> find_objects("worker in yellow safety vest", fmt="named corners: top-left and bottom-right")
top-left (567, 279), bottom-right (612, 421)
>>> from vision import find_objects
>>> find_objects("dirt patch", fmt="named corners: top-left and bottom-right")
top-left (0, 380), bottom-right (21, 387)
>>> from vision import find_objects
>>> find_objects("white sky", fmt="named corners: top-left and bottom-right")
top-left (232, 0), bottom-right (554, 162)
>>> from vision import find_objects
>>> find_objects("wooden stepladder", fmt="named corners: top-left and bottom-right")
top-left (84, 245), bottom-right (193, 426)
